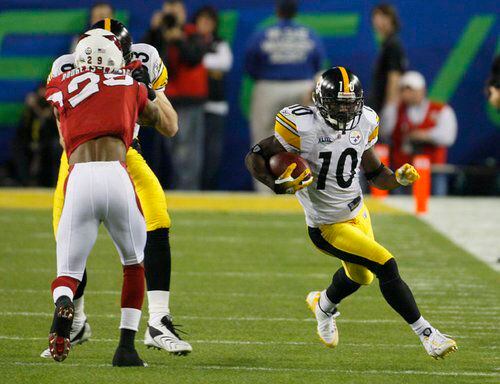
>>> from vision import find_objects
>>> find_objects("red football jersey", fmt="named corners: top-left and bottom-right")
top-left (45, 67), bottom-right (148, 158)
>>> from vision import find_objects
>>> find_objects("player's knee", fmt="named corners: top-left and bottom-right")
top-left (346, 267), bottom-right (374, 286)
top-left (374, 257), bottom-right (399, 282)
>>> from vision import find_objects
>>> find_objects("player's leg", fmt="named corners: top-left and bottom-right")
top-left (54, 156), bottom-right (89, 323)
top-left (41, 152), bottom-right (91, 359)
top-left (49, 164), bottom-right (100, 362)
top-left (317, 211), bottom-right (377, 313)
top-left (102, 162), bottom-right (147, 367)
top-left (309, 204), bottom-right (457, 358)
top-left (126, 148), bottom-right (192, 354)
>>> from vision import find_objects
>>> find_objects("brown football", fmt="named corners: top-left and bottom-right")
top-left (269, 152), bottom-right (310, 178)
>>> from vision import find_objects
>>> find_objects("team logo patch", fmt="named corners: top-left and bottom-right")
top-left (349, 130), bottom-right (362, 145)
top-left (85, 47), bottom-right (92, 54)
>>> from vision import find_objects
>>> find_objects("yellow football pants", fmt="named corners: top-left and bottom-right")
top-left (53, 149), bottom-right (171, 237)
top-left (308, 204), bottom-right (394, 285)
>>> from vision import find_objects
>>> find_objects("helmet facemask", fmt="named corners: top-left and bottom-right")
top-left (314, 92), bottom-right (364, 132)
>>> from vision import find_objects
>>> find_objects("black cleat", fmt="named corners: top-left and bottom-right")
top-left (112, 346), bottom-right (147, 367)
top-left (48, 296), bottom-right (74, 362)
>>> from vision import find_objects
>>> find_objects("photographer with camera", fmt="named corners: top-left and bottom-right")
top-left (144, 0), bottom-right (209, 190)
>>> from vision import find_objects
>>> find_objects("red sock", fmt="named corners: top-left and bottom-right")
top-left (121, 264), bottom-right (145, 310)
top-left (51, 276), bottom-right (79, 303)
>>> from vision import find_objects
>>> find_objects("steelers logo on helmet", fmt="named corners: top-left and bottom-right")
top-left (313, 66), bottom-right (364, 132)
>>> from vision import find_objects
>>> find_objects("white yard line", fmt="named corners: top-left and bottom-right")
top-left (0, 311), bottom-right (497, 330)
top-left (384, 196), bottom-right (500, 271)
top-left (0, 335), bottom-right (496, 347)
top-left (1, 361), bottom-right (498, 377)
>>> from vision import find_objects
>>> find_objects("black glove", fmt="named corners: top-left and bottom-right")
top-left (132, 66), bottom-right (156, 101)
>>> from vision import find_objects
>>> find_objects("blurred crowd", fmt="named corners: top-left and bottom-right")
top-left (5, 0), bottom-right (499, 193)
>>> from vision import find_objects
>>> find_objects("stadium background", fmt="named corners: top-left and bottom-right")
top-left (0, 0), bottom-right (498, 190)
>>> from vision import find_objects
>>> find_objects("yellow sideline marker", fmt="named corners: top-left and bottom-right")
top-left (0, 188), bottom-right (402, 214)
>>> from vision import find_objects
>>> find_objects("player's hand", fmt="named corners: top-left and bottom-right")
top-left (395, 163), bottom-right (420, 186)
top-left (274, 163), bottom-right (313, 194)
top-left (132, 66), bottom-right (151, 86)
top-left (132, 66), bottom-right (156, 101)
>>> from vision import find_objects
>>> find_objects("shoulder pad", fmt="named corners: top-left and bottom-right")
top-left (50, 53), bottom-right (76, 78)
top-left (362, 105), bottom-right (379, 127)
top-left (130, 43), bottom-right (160, 65)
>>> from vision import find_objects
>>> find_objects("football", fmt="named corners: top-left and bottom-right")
top-left (269, 152), bottom-right (310, 178)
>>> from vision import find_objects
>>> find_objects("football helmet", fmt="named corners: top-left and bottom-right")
top-left (313, 66), bottom-right (364, 131)
top-left (74, 28), bottom-right (124, 71)
top-left (91, 18), bottom-right (133, 63)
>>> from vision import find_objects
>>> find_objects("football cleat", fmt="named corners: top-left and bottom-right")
top-left (48, 296), bottom-right (74, 362)
top-left (306, 291), bottom-right (340, 348)
top-left (144, 315), bottom-right (192, 355)
top-left (420, 327), bottom-right (458, 359)
top-left (112, 346), bottom-right (147, 367)
top-left (41, 319), bottom-right (91, 358)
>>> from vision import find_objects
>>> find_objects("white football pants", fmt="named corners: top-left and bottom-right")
top-left (56, 161), bottom-right (146, 281)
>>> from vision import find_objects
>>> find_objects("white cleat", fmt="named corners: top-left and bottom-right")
top-left (144, 315), bottom-right (192, 356)
top-left (40, 320), bottom-right (91, 358)
top-left (420, 327), bottom-right (458, 359)
top-left (306, 291), bottom-right (339, 348)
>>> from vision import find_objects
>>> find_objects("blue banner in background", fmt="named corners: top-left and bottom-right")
top-left (0, 0), bottom-right (498, 190)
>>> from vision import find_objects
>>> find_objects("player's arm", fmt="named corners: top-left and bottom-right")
top-left (245, 135), bottom-right (286, 192)
top-left (245, 136), bottom-right (312, 194)
top-left (132, 62), bottom-right (178, 137)
top-left (152, 91), bottom-right (178, 137)
top-left (53, 109), bottom-right (65, 150)
top-left (361, 147), bottom-right (419, 189)
top-left (138, 98), bottom-right (177, 137)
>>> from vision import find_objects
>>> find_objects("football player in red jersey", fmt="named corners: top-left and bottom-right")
top-left (45, 30), bottom-right (176, 366)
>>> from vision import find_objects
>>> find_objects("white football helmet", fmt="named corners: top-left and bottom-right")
top-left (74, 28), bottom-right (124, 71)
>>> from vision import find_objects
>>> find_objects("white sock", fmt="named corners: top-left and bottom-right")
top-left (147, 290), bottom-right (170, 323)
top-left (319, 290), bottom-right (336, 314)
top-left (52, 286), bottom-right (74, 304)
top-left (120, 308), bottom-right (142, 331)
top-left (410, 316), bottom-right (433, 338)
top-left (72, 296), bottom-right (86, 325)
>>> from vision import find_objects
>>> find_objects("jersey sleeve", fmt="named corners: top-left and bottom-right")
top-left (45, 77), bottom-right (64, 111)
top-left (274, 108), bottom-right (301, 153)
top-left (137, 83), bottom-right (149, 114)
top-left (134, 43), bottom-right (168, 91)
top-left (47, 54), bottom-right (75, 84)
top-left (365, 111), bottom-right (380, 150)
top-left (151, 59), bottom-right (168, 91)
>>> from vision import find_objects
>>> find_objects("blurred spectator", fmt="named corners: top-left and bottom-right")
top-left (194, 6), bottom-right (233, 190)
top-left (69, 2), bottom-right (114, 52)
top-left (487, 55), bottom-right (500, 109)
top-left (11, 84), bottom-right (61, 186)
top-left (244, 0), bottom-right (325, 191)
top-left (381, 71), bottom-right (457, 195)
top-left (144, 0), bottom-right (209, 190)
top-left (369, 4), bottom-right (407, 116)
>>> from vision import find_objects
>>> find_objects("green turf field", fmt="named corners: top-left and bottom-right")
top-left (0, 208), bottom-right (498, 383)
